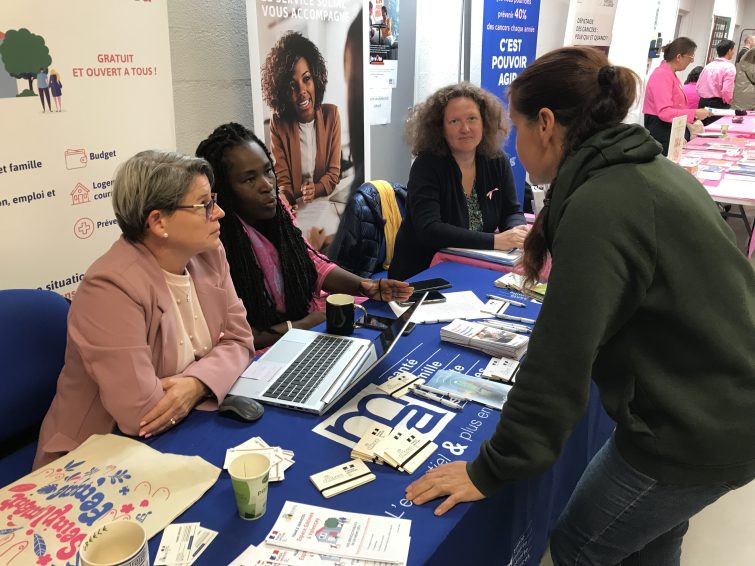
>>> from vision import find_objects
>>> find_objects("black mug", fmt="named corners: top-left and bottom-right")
top-left (326, 294), bottom-right (367, 336)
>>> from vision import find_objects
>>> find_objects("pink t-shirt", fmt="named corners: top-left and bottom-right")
top-left (683, 82), bottom-right (700, 109)
top-left (238, 206), bottom-right (337, 315)
top-left (696, 58), bottom-right (736, 103)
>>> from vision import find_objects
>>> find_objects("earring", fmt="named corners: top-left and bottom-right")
top-left (163, 233), bottom-right (169, 239)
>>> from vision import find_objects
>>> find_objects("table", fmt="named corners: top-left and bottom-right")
top-left (682, 136), bottom-right (755, 239)
top-left (703, 114), bottom-right (755, 137)
top-left (138, 262), bottom-right (612, 565)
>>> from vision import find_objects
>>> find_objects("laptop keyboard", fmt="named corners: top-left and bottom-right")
top-left (265, 334), bottom-right (352, 403)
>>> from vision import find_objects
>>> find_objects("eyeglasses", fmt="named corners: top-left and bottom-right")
top-left (682, 54), bottom-right (695, 60)
top-left (174, 193), bottom-right (217, 220)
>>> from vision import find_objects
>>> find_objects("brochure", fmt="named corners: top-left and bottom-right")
top-left (425, 369), bottom-right (512, 410)
top-left (264, 501), bottom-right (411, 564)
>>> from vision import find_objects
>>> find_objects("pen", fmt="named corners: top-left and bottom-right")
top-left (481, 320), bottom-right (531, 333)
top-left (486, 293), bottom-right (526, 308)
top-left (411, 388), bottom-right (463, 410)
top-left (416, 383), bottom-right (466, 401)
top-left (498, 313), bottom-right (536, 324)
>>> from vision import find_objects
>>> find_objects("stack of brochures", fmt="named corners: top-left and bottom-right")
top-left (440, 319), bottom-right (529, 359)
top-left (229, 501), bottom-right (411, 565)
top-left (494, 272), bottom-right (547, 300)
top-left (441, 247), bottom-right (522, 266)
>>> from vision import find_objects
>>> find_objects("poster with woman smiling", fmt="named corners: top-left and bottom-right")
top-left (246, 0), bottom-right (365, 250)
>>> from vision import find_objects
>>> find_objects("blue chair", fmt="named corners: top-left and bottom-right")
top-left (0, 289), bottom-right (69, 482)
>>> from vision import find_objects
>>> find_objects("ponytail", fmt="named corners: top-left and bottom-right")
top-left (509, 47), bottom-right (640, 285)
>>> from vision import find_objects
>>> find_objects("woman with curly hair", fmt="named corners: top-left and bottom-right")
top-left (261, 31), bottom-right (341, 207)
top-left (389, 82), bottom-right (527, 280)
top-left (196, 122), bottom-right (412, 350)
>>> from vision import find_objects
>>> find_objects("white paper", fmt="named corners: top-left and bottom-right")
top-left (369, 88), bottom-right (392, 125)
top-left (388, 291), bottom-right (493, 324)
top-left (241, 361), bottom-right (285, 382)
top-left (228, 543), bottom-right (403, 566)
top-left (708, 178), bottom-right (755, 202)
top-left (264, 501), bottom-right (411, 563)
top-left (155, 522), bottom-right (200, 565)
top-left (188, 526), bottom-right (218, 565)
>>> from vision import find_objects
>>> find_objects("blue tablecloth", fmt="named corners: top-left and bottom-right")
top-left (143, 262), bottom-right (614, 565)
top-left (0, 262), bottom-right (614, 565)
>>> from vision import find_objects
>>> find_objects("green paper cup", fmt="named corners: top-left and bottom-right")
top-left (229, 453), bottom-right (271, 520)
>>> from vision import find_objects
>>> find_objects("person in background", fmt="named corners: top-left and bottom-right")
top-left (732, 47), bottom-right (755, 111)
top-left (33, 151), bottom-right (254, 469)
top-left (697, 39), bottom-right (736, 123)
top-left (48, 68), bottom-right (63, 112)
top-left (261, 32), bottom-right (341, 208)
top-left (380, 5), bottom-right (393, 44)
top-left (196, 123), bottom-right (412, 350)
top-left (406, 46), bottom-right (755, 565)
top-left (735, 34), bottom-right (754, 64)
top-left (389, 82), bottom-right (527, 281)
top-left (683, 65), bottom-right (703, 110)
top-left (643, 37), bottom-right (710, 155)
top-left (37, 68), bottom-right (51, 113)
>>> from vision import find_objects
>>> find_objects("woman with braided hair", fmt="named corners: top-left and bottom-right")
top-left (261, 31), bottom-right (341, 207)
top-left (406, 47), bottom-right (754, 564)
top-left (196, 123), bottom-right (412, 349)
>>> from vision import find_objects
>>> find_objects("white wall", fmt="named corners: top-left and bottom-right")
top-left (167, 0), bottom-right (254, 155)
top-left (415, 0), bottom-right (465, 104)
top-left (536, 0), bottom-right (571, 57)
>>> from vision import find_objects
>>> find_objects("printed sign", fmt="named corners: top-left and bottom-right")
top-left (0, 0), bottom-right (176, 297)
top-left (480, 0), bottom-right (542, 205)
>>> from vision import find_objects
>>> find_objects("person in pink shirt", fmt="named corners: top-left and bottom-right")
top-left (696, 39), bottom-right (736, 124)
top-left (643, 37), bottom-right (711, 155)
top-left (683, 66), bottom-right (703, 109)
top-left (196, 123), bottom-right (413, 349)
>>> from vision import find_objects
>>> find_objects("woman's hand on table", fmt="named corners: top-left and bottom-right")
top-left (359, 278), bottom-right (413, 302)
top-left (694, 108), bottom-right (712, 121)
top-left (301, 182), bottom-right (317, 203)
top-left (405, 461), bottom-right (485, 516)
top-left (139, 376), bottom-right (208, 438)
top-left (494, 225), bottom-right (529, 250)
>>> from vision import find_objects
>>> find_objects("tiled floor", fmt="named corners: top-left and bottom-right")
top-left (541, 210), bottom-right (755, 566)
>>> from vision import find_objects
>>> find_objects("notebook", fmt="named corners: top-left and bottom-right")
top-left (229, 295), bottom-right (425, 414)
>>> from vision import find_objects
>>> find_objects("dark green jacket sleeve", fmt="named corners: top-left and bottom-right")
top-left (467, 169), bottom-right (657, 495)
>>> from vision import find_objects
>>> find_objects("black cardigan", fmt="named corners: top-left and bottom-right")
top-left (389, 152), bottom-right (525, 280)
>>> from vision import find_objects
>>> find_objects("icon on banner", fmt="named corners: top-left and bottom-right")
top-left (74, 218), bottom-right (95, 239)
top-left (65, 148), bottom-right (87, 170)
top-left (70, 183), bottom-right (90, 205)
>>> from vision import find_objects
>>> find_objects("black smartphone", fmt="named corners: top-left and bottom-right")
top-left (397, 290), bottom-right (446, 307)
top-left (357, 313), bottom-right (416, 336)
top-left (408, 278), bottom-right (452, 293)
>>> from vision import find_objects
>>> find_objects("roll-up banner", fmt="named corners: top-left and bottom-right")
top-left (246, 0), bottom-right (365, 249)
top-left (0, 0), bottom-right (176, 297)
top-left (480, 0), bottom-right (541, 206)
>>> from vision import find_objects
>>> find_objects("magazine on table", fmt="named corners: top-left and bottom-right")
top-left (425, 369), bottom-right (512, 410)
top-left (494, 272), bottom-right (547, 300)
top-left (441, 247), bottom-right (522, 266)
top-left (264, 501), bottom-right (411, 564)
top-left (440, 319), bottom-right (529, 359)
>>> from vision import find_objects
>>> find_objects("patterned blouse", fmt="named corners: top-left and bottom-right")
top-left (465, 186), bottom-right (484, 231)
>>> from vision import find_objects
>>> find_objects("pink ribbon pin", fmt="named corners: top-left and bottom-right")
top-left (486, 187), bottom-right (499, 199)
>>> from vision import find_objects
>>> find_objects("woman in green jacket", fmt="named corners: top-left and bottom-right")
top-left (407, 47), bottom-right (755, 565)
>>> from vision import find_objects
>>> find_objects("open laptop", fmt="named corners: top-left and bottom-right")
top-left (229, 294), bottom-right (426, 415)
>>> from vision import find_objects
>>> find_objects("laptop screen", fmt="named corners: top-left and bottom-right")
top-left (372, 292), bottom-right (427, 364)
